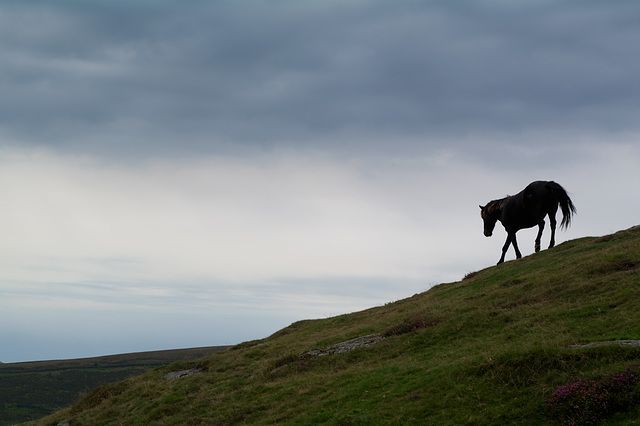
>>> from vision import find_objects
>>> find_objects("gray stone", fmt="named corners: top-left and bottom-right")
top-left (300, 334), bottom-right (383, 358)
top-left (164, 368), bottom-right (203, 380)
top-left (568, 340), bottom-right (640, 349)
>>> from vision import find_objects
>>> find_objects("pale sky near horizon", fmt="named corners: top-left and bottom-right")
top-left (1, 0), bottom-right (639, 363)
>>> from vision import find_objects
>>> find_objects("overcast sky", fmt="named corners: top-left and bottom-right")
top-left (1, 0), bottom-right (639, 363)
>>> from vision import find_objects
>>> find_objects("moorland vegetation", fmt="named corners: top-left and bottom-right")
top-left (28, 226), bottom-right (640, 425)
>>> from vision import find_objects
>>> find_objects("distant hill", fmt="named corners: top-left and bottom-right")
top-left (26, 226), bottom-right (640, 425)
top-left (0, 346), bottom-right (230, 425)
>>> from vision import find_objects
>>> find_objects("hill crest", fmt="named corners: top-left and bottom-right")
top-left (29, 226), bottom-right (640, 425)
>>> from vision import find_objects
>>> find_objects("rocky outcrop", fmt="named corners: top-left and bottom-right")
top-left (568, 340), bottom-right (640, 349)
top-left (164, 368), bottom-right (203, 380)
top-left (300, 334), bottom-right (383, 358)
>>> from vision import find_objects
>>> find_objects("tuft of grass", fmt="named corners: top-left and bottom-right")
top-left (463, 270), bottom-right (479, 280)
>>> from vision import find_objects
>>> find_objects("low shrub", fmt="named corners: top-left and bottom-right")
top-left (463, 270), bottom-right (479, 280)
top-left (383, 317), bottom-right (436, 337)
top-left (544, 364), bottom-right (640, 425)
top-left (296, 353), bottom-right (313, 372)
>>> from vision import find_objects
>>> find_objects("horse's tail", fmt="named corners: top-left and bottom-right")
top-left (548, 181), bottom-right (576, 230)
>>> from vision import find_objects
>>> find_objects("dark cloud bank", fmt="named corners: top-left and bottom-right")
top-left (1, 1), bottom-right (638, 158)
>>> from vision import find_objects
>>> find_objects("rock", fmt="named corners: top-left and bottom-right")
top-left (164, 368), bottom-right (203, 380)
top-left (568, 340), bottom-right (640, 349)
top-left (300, 334), bottom-right (383, 358)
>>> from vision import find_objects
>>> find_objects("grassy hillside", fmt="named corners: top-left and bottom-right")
top-left (31, 226), bottom-right (640, 425)
top-left (0, 347), bottom-right (230, 426)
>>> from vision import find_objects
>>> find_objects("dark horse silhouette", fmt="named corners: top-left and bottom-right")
top-left (480, 181), bottom-right (576, 264)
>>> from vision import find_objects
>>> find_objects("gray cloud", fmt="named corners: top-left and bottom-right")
top-left (1, 1), bottom-right (638, 158)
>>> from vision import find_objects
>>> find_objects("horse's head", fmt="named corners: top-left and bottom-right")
top-left (479, 203), bottom-right (499, 237)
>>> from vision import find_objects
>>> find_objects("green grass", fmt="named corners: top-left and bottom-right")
top-left (0, 347), bottom-right (229, 426)
top-left (29, 226), bottom-right (640, 425)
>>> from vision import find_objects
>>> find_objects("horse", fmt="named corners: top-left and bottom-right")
top-left (480, 180), bottom-right (576, 264)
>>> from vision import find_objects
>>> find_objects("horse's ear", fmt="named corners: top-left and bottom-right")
top-left (479, 205), bottom-right (484, 210)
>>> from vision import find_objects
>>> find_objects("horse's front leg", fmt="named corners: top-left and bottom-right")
top-left (498, 232), bottom-right (521, 264)
top-left (511, 231), bottom-right (522, 259)
top-left (535, 220), bottom-right (545, 253)
top-left (498, 234), bottom-right (510, 264)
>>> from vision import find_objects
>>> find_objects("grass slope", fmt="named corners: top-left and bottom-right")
top-left (0, 347), bottom-right (230, 426)
top-left (32, 226), bottom-right (640, 425)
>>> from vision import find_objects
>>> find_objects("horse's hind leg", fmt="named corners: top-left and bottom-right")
top-left (548, 213), bottom-right (557, 248)
top-left (535, 220), bottom-right (545, 253)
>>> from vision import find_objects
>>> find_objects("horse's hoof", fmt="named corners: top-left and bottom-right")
top-left (535, 245), bottom-right (541, 253)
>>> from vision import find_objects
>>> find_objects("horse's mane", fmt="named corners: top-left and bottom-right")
top-left (485, 196), bottom-right (510, 214)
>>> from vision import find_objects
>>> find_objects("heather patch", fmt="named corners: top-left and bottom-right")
top-left (545, 364), bottom-right (640, 425)
top-left (383, 317), bottom-right (436, 337)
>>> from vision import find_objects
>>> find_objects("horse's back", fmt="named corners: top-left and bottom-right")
top-left (524, 181), bottom-right (559, 203)
top-left (524, 180), bottom-right (551, 194)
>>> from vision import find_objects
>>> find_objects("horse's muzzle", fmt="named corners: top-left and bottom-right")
top-left (484, 230), bottom-right (492, 237)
